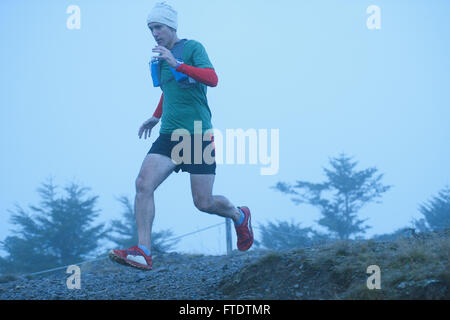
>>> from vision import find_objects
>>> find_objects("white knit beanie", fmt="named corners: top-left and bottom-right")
top-left (147, 2), bottom-right (178, 30)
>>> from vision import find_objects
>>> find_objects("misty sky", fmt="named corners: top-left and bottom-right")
top-left (1, 0), bottom-right (449, 256)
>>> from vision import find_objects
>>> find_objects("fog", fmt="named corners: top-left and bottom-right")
top-left (1, 0), bottom-right (449, 258)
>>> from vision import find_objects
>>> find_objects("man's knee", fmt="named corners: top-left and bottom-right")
top-left (193, 196), bottom-right (213, 213)
top-left (135, 175), bottom-right (155, 195)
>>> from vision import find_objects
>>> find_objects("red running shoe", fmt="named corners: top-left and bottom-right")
top-left (235, 206), bottom-right (254, 251)
top-left (109, 246), bottom-right (152, 271)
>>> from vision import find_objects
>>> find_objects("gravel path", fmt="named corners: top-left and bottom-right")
top-left (0, 250), bottom-right (268, 300)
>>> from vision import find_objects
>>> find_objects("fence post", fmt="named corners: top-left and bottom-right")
top-left (225, 218), bottom-right (232, 254)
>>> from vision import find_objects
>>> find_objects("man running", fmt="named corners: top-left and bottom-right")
top-left (109, 2), bottom-right (253, 270)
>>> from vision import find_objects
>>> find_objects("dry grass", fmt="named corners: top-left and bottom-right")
top-left (219, 229), bottom-right (450, 299)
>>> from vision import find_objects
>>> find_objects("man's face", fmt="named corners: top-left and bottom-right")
top-left (148, 22), bottom-right (175, 48)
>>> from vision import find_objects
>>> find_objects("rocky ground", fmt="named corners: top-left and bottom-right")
top-left (0, 250), bottom-right (269, 300)
top-left (0, 229), bottom-right (449, 300)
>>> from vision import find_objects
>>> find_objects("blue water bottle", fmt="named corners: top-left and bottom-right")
top-left (150, 58), bottom-right (160, 87)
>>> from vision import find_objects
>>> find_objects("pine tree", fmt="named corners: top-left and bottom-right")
top-left (273, 153), bottom-right (391, 240)
top-left (256, 220), bottom-right (323, 250)
top-left (0, 179), bottom-right (108, 274)
top-left (414, 186), bottom-right (450, 231)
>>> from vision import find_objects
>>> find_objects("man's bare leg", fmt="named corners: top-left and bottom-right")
top-left (190, 174), bottom-right (241, 222)
top-left (135, 153), bottom-right (177, 250)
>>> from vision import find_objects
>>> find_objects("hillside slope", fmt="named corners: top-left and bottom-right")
top-left (0, 229), bottom-right (448, 300)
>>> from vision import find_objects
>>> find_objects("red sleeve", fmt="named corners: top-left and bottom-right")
top-left (175, 64), bottom-right (218, 87)
top-left (152, 93), bottom-right (163, 119)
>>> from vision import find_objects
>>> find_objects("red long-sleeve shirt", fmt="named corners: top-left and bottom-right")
top-left (152, 64), bottom-right (218, 119)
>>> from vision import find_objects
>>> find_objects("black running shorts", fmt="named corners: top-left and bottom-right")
top-left (148, 133), bottom-right (216, 175)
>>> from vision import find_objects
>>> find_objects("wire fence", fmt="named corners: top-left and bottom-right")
top-left (19, 220), bottom-right (313, 278)
top-left (23, 221), bottom-right (227, 277)
top-left (24, 256), bottom-right (109, 277)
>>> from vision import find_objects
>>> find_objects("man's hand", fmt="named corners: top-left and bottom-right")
top-left (138, 117), bottom-right (160, 140)
top-left (152, 46), bottom-right (177, 68)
